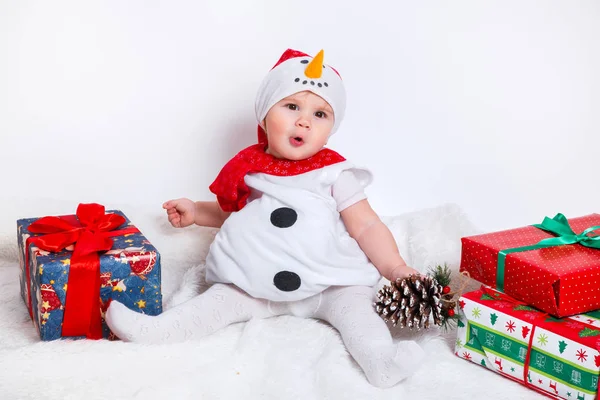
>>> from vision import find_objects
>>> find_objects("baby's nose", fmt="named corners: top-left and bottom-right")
top-left (296, 117), bottom-right (311, 129)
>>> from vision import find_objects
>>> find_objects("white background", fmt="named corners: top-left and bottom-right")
top-left (1, 0), bottom-right (598, 232)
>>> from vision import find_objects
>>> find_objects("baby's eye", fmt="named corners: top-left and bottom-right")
top-left (315, 111), bottom-right (327, 118)
top-left (286, 104), bottom-right (298, 110)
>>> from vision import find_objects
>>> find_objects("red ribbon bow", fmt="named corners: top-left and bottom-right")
top-left (25, 203), bottom-right (139, 339)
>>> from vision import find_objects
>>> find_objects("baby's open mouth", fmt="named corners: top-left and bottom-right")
top-left (289, 136), bottom-right (304, 147)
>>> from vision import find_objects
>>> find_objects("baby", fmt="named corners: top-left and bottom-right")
top-left (106, 49), bottom-right (425, 388)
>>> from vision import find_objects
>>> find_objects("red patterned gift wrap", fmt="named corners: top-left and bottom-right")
top-left (455, 286), bottom-right (600, 399)
top-left (460, 214), bottom-right (600, 318)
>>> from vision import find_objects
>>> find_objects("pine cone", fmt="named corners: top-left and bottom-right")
top-left (374, 275), bottom-right (444, 329)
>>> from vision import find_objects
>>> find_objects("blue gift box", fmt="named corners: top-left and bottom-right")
top-left (17, 210), bottom-right (162, 340)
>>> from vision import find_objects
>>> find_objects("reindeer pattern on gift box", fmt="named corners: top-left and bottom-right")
top-left (494, 357), bottom-right (503, 371)
top-left (548, 380), bottom-right (558, 395)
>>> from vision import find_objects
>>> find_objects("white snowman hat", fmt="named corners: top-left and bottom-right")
top-left (255, 49), bottom-right (346, 143)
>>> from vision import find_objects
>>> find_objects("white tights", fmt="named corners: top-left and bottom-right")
top-left (105, 284), bottom-right (424, 388)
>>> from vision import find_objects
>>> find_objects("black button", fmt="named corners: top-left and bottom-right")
top-left (273, 271), bottom-right (301, 292)
top-left (270, 208), bottom-right (297, 228)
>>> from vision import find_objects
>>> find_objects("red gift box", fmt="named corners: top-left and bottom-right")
top-left (460, 214), bottom-right (600, 318)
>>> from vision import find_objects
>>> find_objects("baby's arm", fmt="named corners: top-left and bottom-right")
top-left (340, 199), bottom-right (418, 281)
top-left (193, 201), bottom-right (232, 228)
top-left (163, 199), bottom-right (231, 228)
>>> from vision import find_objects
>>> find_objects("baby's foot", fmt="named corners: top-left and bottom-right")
top-left (364, 340), bottom-right (425, 388)
top-left (105, 300), bottom-right (161, 343)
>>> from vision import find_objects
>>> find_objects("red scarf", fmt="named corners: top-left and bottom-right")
top-left (209, 127), bottom-right (345, 212)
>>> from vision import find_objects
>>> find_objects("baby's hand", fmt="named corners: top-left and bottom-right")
top-left (162, 198), bottom-right (196, 228)
top-left (390, 265), bottom-right (420, 282)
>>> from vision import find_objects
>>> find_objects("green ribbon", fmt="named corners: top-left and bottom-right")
top-left (496, 213), bottom-right (600, 291)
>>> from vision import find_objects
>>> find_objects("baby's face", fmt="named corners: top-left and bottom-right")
top-left (263, 91), bottom-right (334, 161)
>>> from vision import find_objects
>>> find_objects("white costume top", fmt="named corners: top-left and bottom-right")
top-left (205, 160), bottom-right (382, 302)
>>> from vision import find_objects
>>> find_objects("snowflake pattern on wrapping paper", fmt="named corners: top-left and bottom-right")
top-left (505, 320), bottom-right (516, 333)
top-left (493, 301), bottom-right (512, 310)
top-left (576, 349), bottom-right (588, 362)
top-left (522, 312), bottom-right (540, 322)
top-left (566, 321), bottom-right (585, 330)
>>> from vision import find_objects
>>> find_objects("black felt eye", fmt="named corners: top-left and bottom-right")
top-left (300, 60), bottom-right (309, 64)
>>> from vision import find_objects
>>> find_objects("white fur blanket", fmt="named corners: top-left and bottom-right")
top-left (0, 199), bottom-right (542, 399)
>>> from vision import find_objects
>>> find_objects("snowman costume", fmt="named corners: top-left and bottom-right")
top-left (106, 49), bottom-right (425, 388)
top-left (205, 160), bottom-right (382, 302)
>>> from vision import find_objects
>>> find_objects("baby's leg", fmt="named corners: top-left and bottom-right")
top-left (313, 285), bottom-right (425, 388)
top-left (105, 283), bottom-right (272, 344)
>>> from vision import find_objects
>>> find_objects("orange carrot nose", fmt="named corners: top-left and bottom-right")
top-left (304, 49), bottom-right (324, 79)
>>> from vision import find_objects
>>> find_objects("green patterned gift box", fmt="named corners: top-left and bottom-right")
top-left (455, 286), bottom-right (600, 399)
